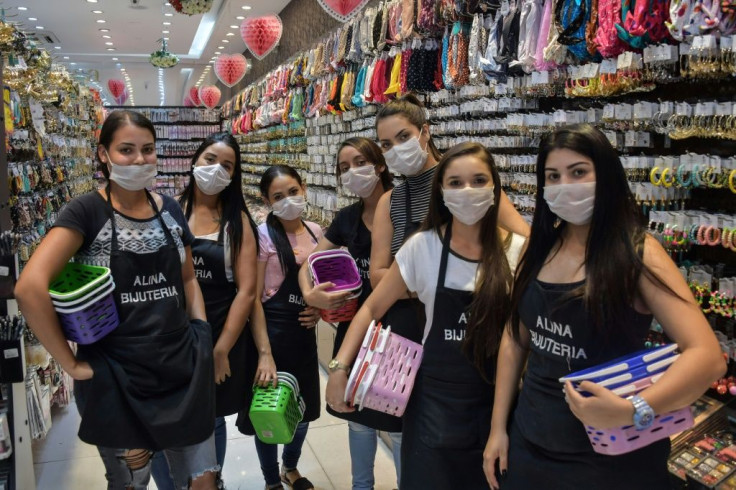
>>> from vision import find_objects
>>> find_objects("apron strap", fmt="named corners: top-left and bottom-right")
top-left (302, 220), bottom-right (319, 244)
top-left (435, 220), bottom-right (453, 292)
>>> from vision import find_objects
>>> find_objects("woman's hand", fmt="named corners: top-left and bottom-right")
top-left (213, 348), bottom-right (231, 384)
top-left (564, 380), bottom-right (634, 429)
top-left (65, 360), bottom-right (94, 381)
top-left (304, 282), bottom-right (354, 310)
top-left (483, 428), bottom-right (509, 490)
top-left (255, 353), bottom-right (278, 387)
top-left (325, 370), bottom-right (355, 413)
top-left (299, 306), bottom-right (322, 329)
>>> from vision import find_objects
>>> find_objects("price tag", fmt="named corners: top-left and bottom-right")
top-left (614, 103), bottom-right (633, 120)
top-left (603, 104), bottom-right (616, 119)
top-left (643, 46), bottom-right (656, 63)
top-left (679, 43), bottom-right (692, 56)
top-left (600, 59), bottom-right (618, 74)
top-left (538, 70), bottom-right (550, 84)
top-left (553, 110), bottom-right (567, 124)
top-left (634, 102), bottom-right (653, 120)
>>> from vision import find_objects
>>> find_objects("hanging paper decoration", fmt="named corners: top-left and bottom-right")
top-left (150, 39), bottom-right (179, 68)
top-left (317, 0), bottom-right (371, 23)
top-left (199, 85), bottom-right (221, 109)
top-left (107, 79), bottom-right (125, 99)
top-left (240, 15), bottom-right (283, 61)
top-left (170, 0), bottom-right (213, 15)
top-left (214, 53), bottom-right (249, 87)
top-left (189, 86), bottom-right (201, 106)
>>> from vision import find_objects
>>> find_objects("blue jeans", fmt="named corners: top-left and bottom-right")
top-left (253, 422), bottom-right (309, 486)
top-left (98, 431), bottom-right (218, 490)
top-left (348, 421), bottom-right (402, 490)
top-left (152, 418), bottom-right (226, 490)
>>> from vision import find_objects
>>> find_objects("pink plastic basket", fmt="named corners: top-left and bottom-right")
top-left (344, 320), bottom-right (423, 417)
top-left (308, 250), bottom-right (362, 292)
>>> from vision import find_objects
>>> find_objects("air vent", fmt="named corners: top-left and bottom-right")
top-left (26, 30), bottom-right (61, 45)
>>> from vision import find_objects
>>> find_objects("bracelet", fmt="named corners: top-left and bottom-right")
top-left (705, 225), bottom-right (722, 246)
top-left (729, 168), bottom-right (736, 194)
top-left (672, 226), bottom-right (687, 246)
top-left (697, 224), bottom-right (708, 245)
top-left (661, 167), bottom-right (676, 187)
top-left (723, 228), bottom-right (733, 249)
top-left (703, 167), bottom-right (720, 188)
top-left (693, 164), bottom-right (705, 187)
top-left (690, 224), bottom-right (700, 241)
top-left (650, 166), bottom-right (663, 186)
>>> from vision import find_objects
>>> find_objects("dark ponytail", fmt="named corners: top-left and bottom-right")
top-left (259, 165), bottom-right (305, 275)
top-left (376, 94), bottom-right (441, 162)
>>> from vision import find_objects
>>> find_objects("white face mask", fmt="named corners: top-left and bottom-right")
top-left (383, 129), bottom-right (428, 176)
top-left (442, 186), bottom-right (495, 225)
top-left (341, 165), bottom-right (380, 198)
top-left (106, 151), bottom-right (157, 191)
top-left (543, 182), bottom-right (596, 225)
top-left (271, 195), bottom-right (306, 221)
top-left (193, 163), bottom-right (232, 195)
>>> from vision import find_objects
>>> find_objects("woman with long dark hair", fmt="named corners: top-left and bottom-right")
top-left (327, 142), bottom-right (526, 488)
top-left (151, 132), bottom-right (276, 488)
top-left (297, 138), bottom-right (401, 490)
top-left (15, 110), bottom-right (218, 489)
top-left (484, 124), bottom-right (725, 489)
top-left (236, 165), bottom-right (322, 490)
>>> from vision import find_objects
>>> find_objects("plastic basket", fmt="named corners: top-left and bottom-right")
top-left (344, 320), bottom-right (423, 417)
top-left (51, 275), bottom-right (113, 308)
top-left (249, 371), bottom-right (305, 444)
top-left (49, 263), bottom-right (112, 301)
top-left (321, 297), bottom-right (360, 323)
top-left (55, 281), bottom-right (119, 344)
top-left (308, 250), bottom-right (362, 292)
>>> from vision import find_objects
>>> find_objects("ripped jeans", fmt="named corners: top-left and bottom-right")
top-left (97, 431), bottom-right (218, 490)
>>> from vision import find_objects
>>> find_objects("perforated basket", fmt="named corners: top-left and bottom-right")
top-left (308, 250), bottom-right (362, 292)
top-left (51, 275), bottom-right (113, 308)
top-left (249, 371), bottom-right (305, 444)
top-left (54, 281), bottom-right (119, 345)
top-left (321, 297), bottom-right (360, 323)
top-left (344, 321), bottom-right (423, 417)
top-left (49, 263), bottom-right (112, 301)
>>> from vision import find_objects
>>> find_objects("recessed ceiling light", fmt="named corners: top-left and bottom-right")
top-left (217, 46), bottom-right (224, 49)
top-left (99, 28), bottom-right (109, 32)
top-left (102, 35), bottom-right (111, 38)
top-left (70, 62), bottom-right (76, 65)
top-left (242, 5), bottom-right (252, 9)
top-left (96, 19), bottom-right (106, 23)
top-left (105, 42), bottom-right (113, 45)
top-left (35, 26), bottom-right (44, 29)
top-left (165, 2), bottom-right (171, 5)
top-left (222, 39), bottom-right (229, 43)
top-left (226, 32), bottom-right (234, 36)
top-left (214, 51), bottom-right (221, 55)
top-left (92, 10), bottom-right (103, 14)
top-left (236, 16), bottom-right (245, 20)
top-left (63, 56), bottom-right (69, 59)
top-left (112, 57), bottom-right (118, 61)
top-left (54, 46), bottom-right (61, 49)
top-left (163, 37), bottom-right (169, 40)
top-left (17, 7), bottom-right (27, 11)
top-left (107, 48), bottom-right (115, 51)
top-left (230, 25), bottom-right (238, 29)
top-left (164, 13), bottom-right (173, 16)
top-left (86, 0), bottom-right (98, 3)
top-left (163, 21), bottom-right (171, 25)
top-left (162, 30), bottom-right (170, 34)
top-left (28, 17), bottom-right (37, 21)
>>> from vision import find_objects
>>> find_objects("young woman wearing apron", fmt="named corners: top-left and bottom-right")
top-left (298, 138), bottom-right (402, 490)
top-left (15, 110), bottom-right (219, 490)
top-left (328, 143), bottom-right (525, 489)
top-left (484, 125), bottom-right (725, 490)
top-left (236, 165), bottom-right (322, 490)
top-left (151, 133), bottom-right (271, 489)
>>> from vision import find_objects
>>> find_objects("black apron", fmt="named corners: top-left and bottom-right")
top-left (401, 223), bottom-right (492, 490)
top-left (76, 189), bottom-right (214, 450)
top-left (326, 210), bottom-right (402, 433)
top-left (381, 182), bottom-right (425, 345)
top-left (191, 226), bottom-right (249, 417)
top-left (237, 223), bottom-right (320, 435)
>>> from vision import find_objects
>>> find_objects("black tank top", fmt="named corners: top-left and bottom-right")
top-left (514, 279), bottom-right (653, 453)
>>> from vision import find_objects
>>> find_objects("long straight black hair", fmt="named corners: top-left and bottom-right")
top-left (510, 124), bottom-right (673, 342)
top-left (259, 165), bottom-right (307, 275)
top-left (421, 142), bottom-right (512, 381)
top-left (179, 132), bottom-right (258, 266)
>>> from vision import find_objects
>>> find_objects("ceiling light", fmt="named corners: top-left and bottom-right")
top-left (70, 62), bottom-right (76, 65)
top-left (35, 26), bottom-right (44, 29)
top-left (165, 2), bottom-right (171, 5)
top-left (92, 10), bottom-right (103, 14)
top-left (28, 17), bottom-right (37, 21)
top-left (107, 48), bottom-right (115, 51)
top-left (165, 13), bottom-right (173, 16)
top-left (163, 21), bottom-right (171, 25)
top-left (86, 0), bottom-right (98, 3)
top-left (54, 46), bottom-right (61, 49)
top-left (242, 5), bottom-right (252, 9)
top-left (230, 25), bottom-right (238, 29)
top-left (105, 42), bottom-right (113, 45)
top-left (63, 56), bottom-right (69, 59)
top-left (226, 32), bottom-right (234, 36)
top-left (99, 28), bottom-right (109, 32)
top-left (96, 19), bottom-right (106, 23)
top-left (217, 46), bottom-right (224, 49)
top-left (236, 16), bottom-right (245, 20)
top-left (17, 7), bottom-right (27, 11)
top-left (102, 35), bottom-right (111, 38)
top-left (222, 39), bottom-right (229, 43)
top-left (112, 57), bottom-right (118, 61)
top-left (162, 30), bottom-right (169, 34)
top-left (163, 37), bottom-right (169, 40)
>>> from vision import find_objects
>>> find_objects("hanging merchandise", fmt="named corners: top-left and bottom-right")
top-left (149, 38), bottom-right (179, 68)
top-left (215, 53), bottom-right (249, 87)
top-left (170, 0), bottom-right (214, 15)
top-left (106, 79), bottom-right (125, 101)
top-left (189, 86), bottom-right (202, 106)
top-left (240, 14), bottom-right (283, 60)
top-left (199, 85), bottom-right (222, 109)
top-left (318, 0), bottom-right (372, 23)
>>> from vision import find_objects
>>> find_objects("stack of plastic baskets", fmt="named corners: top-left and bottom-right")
top-left (307, 250), bottom-right (362, 323)
top-left (249, 371), bottom-right (306, 444)
top-left (559, 343), bottom-right (693, 455)
top-left (49, 263), bottom-right (119, 345)
top-left (344, 320), bottom-right (423, 417)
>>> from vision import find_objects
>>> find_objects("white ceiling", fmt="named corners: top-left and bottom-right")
top-left (6, 0), bottom-right (291, 106)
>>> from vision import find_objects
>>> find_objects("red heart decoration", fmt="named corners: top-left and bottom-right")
top-left (214, 53), bottom-right (249, 87)
top-left (240, 15), bottom-right (282, 61)
top-left (199, 85), bottom-right (221, 109)
top-left (317, 0), bottom-right (370, 22)
top-left (107, 79), bottom-right (125, 99)
top-left (183, 96), bottom-right (194, 107)
top-left (189, 86), bottom-right (201, 106)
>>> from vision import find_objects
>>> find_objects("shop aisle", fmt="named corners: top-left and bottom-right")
top-left (32, 368), bottom-right (399, 490)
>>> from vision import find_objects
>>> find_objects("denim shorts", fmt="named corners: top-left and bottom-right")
top-left (97, 431), bottom-right (219, 490)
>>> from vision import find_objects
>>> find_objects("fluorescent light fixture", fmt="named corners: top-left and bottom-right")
top-left (188, 11), bottom-right (216, 58)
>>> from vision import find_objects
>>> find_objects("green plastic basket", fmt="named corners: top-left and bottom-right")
top-left (49, 263), bottom-right (112, 302)
top-left (249, 372), bottom-right (305, 444)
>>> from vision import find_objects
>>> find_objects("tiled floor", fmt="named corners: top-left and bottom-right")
top-left (32, 370), bottom-right (399, 490)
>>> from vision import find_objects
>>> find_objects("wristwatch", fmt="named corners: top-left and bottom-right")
top-left (328, 358), bottom-right (350, 374)
top-left (628, 395), bottom-right (655, 431)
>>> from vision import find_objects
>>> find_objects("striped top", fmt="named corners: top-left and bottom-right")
top-left (389, 166), bottom-right (437, 256)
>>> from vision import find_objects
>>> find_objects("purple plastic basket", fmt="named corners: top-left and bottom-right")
top-left (308, 250), bottom-right (362, 292)
top-left (345, 321), bottom-right (423, 417)
top-left (55, 285), bottom-right (119, 345)
top-left (585, 406), bottom-right (693, 456)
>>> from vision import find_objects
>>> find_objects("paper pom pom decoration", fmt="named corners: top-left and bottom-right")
top-left (199, 85), bottom-right (221, 109)
top-left (240, 15), bottom-right (282, 60)
top-left (107, 79), bottom-right (125, 99)
top-left (214, 53), bottom-right (249, 87)
top-left (317, 0), bottom-right (371, 22)
top-left (189, 86), bottom-right (201, 106)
